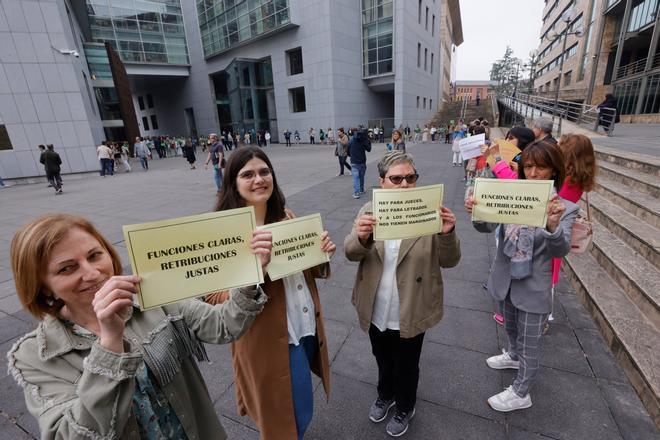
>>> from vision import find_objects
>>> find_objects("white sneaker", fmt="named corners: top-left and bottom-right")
top-left (488, 386), bottom-right (532, 412)
top-left (486, 351), bottom-right (519, 370)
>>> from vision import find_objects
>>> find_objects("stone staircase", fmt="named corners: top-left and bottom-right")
top-left (563, 145), bottom-right (660, 428)
top-left (430, 99), bottom-right (495, 126)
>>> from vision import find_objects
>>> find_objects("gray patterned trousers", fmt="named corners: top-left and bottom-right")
top-left (504, 294), bottom-right (549, 397)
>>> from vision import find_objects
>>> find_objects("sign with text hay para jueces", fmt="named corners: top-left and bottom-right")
top-left (258, 213), bottom-right (329, 281)
top-left (372, 184), bottom-right (444, 240)
top-left (123, 207), bottom-right (263, 310)
top-left (471, 178), bottom-right (554, 227)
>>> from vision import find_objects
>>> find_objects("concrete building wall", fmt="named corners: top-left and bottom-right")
top-left (0, 0), bottom-right (103, 179)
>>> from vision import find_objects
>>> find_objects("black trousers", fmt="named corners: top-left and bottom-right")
top-left (368, 324), bottom-right (425, 412)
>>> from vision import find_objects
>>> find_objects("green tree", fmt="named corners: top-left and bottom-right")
top-left (490, 46), bottom-right (523, 94)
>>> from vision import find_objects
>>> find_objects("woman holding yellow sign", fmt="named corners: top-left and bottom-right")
top-left (8, 214), bottom-right (268, 439)
top-left (344, 151), bottom-right (460, 437)
top-left (465, 140), bottom-right (579, 412)
top-left (206, 146), bottom-right (336, 440)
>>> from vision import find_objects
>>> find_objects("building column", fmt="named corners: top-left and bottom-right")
top-left (586, 0), bottom-right (608, 104)
top-left (634, 13), bottom-right (660, 114)
top-left (612, 0), bottom-right (633, 81)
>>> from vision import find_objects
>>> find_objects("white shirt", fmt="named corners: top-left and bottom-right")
top-left (371, 239), bottom-right (402, 331)
top-left (283, 272), bottom-right (317, 345)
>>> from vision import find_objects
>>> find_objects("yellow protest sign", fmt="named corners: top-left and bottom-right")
top-left (123, 207), bottom-right (263, 310)
top-left (471, 178), bottom-right (554, 227)
top-left (373, 184), bottom-right (444, 240)
top-left (486, 139), bottom-right (522, 168)
top-left (258, 213), bottom-right (329, 281)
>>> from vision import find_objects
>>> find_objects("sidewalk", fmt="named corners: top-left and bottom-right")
top-left (0, 141), bottom-right (657, 439)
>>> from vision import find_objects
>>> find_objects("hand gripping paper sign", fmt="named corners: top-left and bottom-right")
top-left (373, 184), bottom-right (444, 240)
top-left (458, 133), bottom-right (485, 161)
top-left (471, 178), bottom-right (554, 227)
top-left (259, 213), bottom-right (329, 281)
top-left (123, 207), bottom-right (263, 310)
top-left (485, 139), bottom-right (521, 168)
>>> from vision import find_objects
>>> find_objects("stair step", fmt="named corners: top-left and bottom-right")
top-left (584, 192), bottom-right (660, 270)
top-left (564, 251), bottom-right (660, 427)
top-left (589, 220), bottom-right (660, 329)
top-left (597, 160), bottom-right (660, 198)
top-left (594, 175), bottom-right (660, 229)
top-left (594, 145), bottom-right (660, 178)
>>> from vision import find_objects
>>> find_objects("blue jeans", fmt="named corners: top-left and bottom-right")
top-left (351, 163), bottom-right (366, 194)
top-left (100, 158), bottom-right (114, 176)
top-left (139, 157), bottom-right (148, 170)
top-left (289, 336), bottom-right (317, 440)
top-left (213, 166), bottom-right (222, 190)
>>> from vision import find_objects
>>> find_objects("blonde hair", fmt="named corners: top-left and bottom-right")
top-left (10, 214), bottom-right (122, 320)
top-left (558, 134), bottom-right (597, 192)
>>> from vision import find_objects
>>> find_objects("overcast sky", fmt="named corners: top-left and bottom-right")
top-left (454, 0), bottom-right (545, 81)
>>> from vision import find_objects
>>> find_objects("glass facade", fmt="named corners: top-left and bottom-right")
top-left (627, 0), bottom-right (658, 33)
top-left (197, 0), bottom-right (291, 58)
top-left (213, 58), bottom-right (277, 137)
top-left (86, 0), bottom-right (189, 65)
top-left (362, 0), bottom-right (393, 77)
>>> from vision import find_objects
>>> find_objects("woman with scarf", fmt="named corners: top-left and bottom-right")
top-left (465, 140), bottom-right (579, 412)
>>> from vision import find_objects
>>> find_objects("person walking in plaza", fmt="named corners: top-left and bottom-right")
top-left (265, 130), bottom-right (271, 147)
top-left (430, 125), bottom-right (437, 142)
top-left (184, 137), bottom-right (197, 169)
top-left (133, 137), bottom-right (151, 171)
top-left (391, 129), bottom-right (406, 152)
top-left (335, 127), bottom-right (352, 176)
top-left (345, 151), bottom-right (460, 437)
top-left (8, 213), bottom-right (268, 440)
top-left (309, 127), bottom-right (316, 144)
top-left (284, 129), bottom-right (292, 147)
top-left (465, 140), bottom-right (579, 412)
top-left (532, 118), bottom-right (557, 144)
top-left (39, 144), bottom-right (63, 194)
top-left (597, 93), bottom-right (619, 134)
top-left (207, 146), bottom-right (336, 440)
top-left (119, 142), bottom-right (131, 172)
top-left (96, 141), bottom-right (114, 177)
top-left (294, 130), bottom-right (301, 145)
top-left (451, 123), bottom-right (465, 166)
top-left (348, 128), bottom-right (372, 199)
top-left (327, 127), bottom-right (334, 145)
top-left (204, 133), bottom-right (224, 192)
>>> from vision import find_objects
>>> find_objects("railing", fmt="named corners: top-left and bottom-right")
top-left (496, 92), bottom-right (617, 136)
top-left (616, 53), bottom-right (660, 79)
top-left (459, 95), bottom-right (469, 121)
top-left (490, 92), bottom-right (499, 126)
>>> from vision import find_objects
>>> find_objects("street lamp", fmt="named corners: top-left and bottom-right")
top-left (545, 7), bottom-right (584, 135)
top-left (524, 50), bottom-right (543, 95)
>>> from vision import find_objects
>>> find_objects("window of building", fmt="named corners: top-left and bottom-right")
top-left (150, 114), bottom-right (159, 130)
top-left (424, 48), bottom-right (428, 71)
top-left (418, 0), bottom-right (422, 23)
top-left (423, 97), bottom-right (427, 108)
top-left (289, 87), bottom-right (306, 113)
top-left (432, 14), bottom-right (435, 36)
top-left (430, 53), bottom-right (434, 73)
top-left (425, 6), bottom-right (429, 30)
top-left (142, 116), bottom-right (150, 130)
top-left (417, 96), bottom-right (420, 107)
top-left (429, 98), bottom-right (433, 109)
top-left (553, 77), bottom-right (559, 90)
top-left (362, 0), bottom-right (394, 76)
top-left (138, 96), bottom-right (145, 110)
top-left (82, 72), bottom-right (96, 115)
top-left (286, 47), bottom-right (303, 76)
top-left (147, 94), bottom-right (154, 108)
top-left (0, 123), bottom-right (13, 150)
top-left (564, 71), bottom-right (572, 86)
top-left (417, 43), bottom-right (421, 67)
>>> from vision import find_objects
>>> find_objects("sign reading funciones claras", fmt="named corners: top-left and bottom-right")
top-left (372, 184), bottom-right (444, 240)
top-left (471, 178), bottom-right (554, 227)
top-left (123, 207), bottom-right (263, 310)
top-left (258, 213), bottom-right (329, 281)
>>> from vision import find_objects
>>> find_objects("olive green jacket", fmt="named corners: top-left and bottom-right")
top-left (7, 287), bottom-right (266, 440)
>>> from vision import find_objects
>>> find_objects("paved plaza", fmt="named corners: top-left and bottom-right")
top-left (0, 141), bottom-right (658, 440)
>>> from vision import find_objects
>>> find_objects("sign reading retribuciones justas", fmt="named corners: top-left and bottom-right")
top-left (471, 178), bottom-right (554, 227)
top-left (123, 207), bottom-right (263, 310)
top-left (372, 184), bottom-right (444, 240)
top-left (258, 213), bottom-right (329, 281)
top-left (458, 133), bottom-right (486, 160)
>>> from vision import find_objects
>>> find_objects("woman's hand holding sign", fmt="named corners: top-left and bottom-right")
top-left (545, 195), bottom-right (566, 233)
top-left (320, 231), bottom-right (336, 259)
top-left (251, 230), bottom-right (272, 273)
top-left (356, 212), bottom-right (377, 245)
top-left (465, 196), bottom-right (476, 214)
top-left (438, 206), bottom-right (456, 234)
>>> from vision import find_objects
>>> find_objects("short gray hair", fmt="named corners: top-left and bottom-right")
top-left (533, 118), bottom-right (553, 134)
top-left (378, 151), bottom-right (416, 178)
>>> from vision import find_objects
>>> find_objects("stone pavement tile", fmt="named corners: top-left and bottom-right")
top-left (0, 293), bottom-right (24, 316)
top-left (218, 415), bottom-right (259, 440)
top-left (0, 313), bottom-right (35, 344)
top-left (0, 375), bottom-right (39, 438)
top-left (557, 292), bottom-right (598, 330)
top-left (0, 280), bottom-right (17, 300)
top-left (317, 275), bottom-right (359, 325)
top-left (214, 384), bottom-right (259, 432)
top-left (442, 278), bottom-right (497, 314)
top-left (574, 328), bottom-right (625, 382)
top-left (507, 366), bottom-right (622, 440)
top-left (321, 318), bottom-right (352, 363)
top-left (426, 306), bottom-right (500, 354)
top-left (416, 340), bottom-right (505, 422)
top-left (509, 426), bottom-right (556, 440)
top-left (0, 417), bottom-right (35, 440)
top-left (307, 372), bottom-right (507, 440)
top-left (597, 379), bottom-right (658, 440)
top-left (539, 323), bottom-right (593, 377)
top-left (1, 338), bottom-right (17, 378)
top-left (196, 342), bottom-right (234, 404)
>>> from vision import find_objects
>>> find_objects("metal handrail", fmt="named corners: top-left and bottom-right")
top-left (616, 53), bottom-right (660, 79)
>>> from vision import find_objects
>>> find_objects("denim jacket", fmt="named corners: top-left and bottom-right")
top-left (7, 286), bottom-right (266, 440)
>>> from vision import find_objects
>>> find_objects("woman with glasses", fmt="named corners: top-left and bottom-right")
top-left (344, 151), bottom-right (460, 437)
top-left (205, 146), bottom-right (336, 440)
top-left (465, 140), bottom-right (579, 412)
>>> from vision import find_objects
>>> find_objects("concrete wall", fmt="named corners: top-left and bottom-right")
top-left (0, 0), bottom-right (104, 179)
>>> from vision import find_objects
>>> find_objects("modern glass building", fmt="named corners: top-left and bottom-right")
top-left (362, 0), bottom-right (394, 77)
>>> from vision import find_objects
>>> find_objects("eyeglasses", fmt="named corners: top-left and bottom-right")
top-left (386, 173), bottom-right (419, 185)
top-left (238, 168), bottom-right (272, 180)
